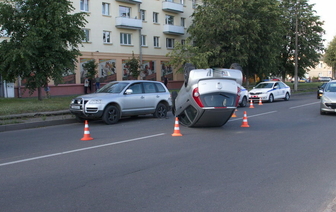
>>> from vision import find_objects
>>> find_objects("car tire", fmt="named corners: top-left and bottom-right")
top-left (239, 96), bottom-right (248, 107)
top-left (284, 92), bottom-right (290, 101)
top-left (102, 105), bottom-right (120, 125)
top-left (171, 91), bottom-right (178, 115)
top-left (268, 94), bottom-right (274, 103)
top-left (153, 103), bottom-right (168, 118)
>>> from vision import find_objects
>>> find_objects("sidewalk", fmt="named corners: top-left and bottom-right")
top-left (0, 110), bottom-right (77, 132)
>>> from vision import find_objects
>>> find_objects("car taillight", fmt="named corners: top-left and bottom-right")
top-left (192, 87), bottom-right (204, 107)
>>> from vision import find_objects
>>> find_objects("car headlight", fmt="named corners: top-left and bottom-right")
top-left (88, 99), bottom-right (102, 104)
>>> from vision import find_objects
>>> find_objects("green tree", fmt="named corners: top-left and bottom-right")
top-left (324, 36), bottom-right (336, 78)
top-left (82, 60), bottom-right (97, 91)
top-left (278, 0), bottom-right (324, 80)
top-left (0, 0), bottom-right (87, 100)
top-left (169, 0), bottom-right (285, 85)
top-left (82, 60), bottom-right (98, 80)
top-left (125, 52), bottom-right (141, 79)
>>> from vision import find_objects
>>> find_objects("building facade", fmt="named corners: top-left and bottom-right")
top-left (71, 0), bottom-right (198, 85)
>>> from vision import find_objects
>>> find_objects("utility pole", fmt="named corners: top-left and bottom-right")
top-left (294, 0), bottom-right (299, 92)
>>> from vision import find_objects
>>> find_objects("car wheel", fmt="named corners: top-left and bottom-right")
top-left (268, 94), bottom-right (274, 103)
top-left (171, 91), bottom-right (178, 115)
top-left (284, 92), bottom-right (290, 101)
top-left (153, 103), bottom-right (168, 118)
top-left (239, 96), bottom-right (248, 107)
top-left (102, 105), bottom-right (120, 125)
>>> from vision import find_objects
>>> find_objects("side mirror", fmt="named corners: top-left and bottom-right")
top-left (125, 89), bottom-right (133, 95)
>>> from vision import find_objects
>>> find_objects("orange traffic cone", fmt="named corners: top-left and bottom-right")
top-left (249, 99), bottom-right (254, 108)
top-left (258, 97), bottom-right (263, 105)
top-left (81, 120), bottom-right (94, 140)
top-left (231, 109), bottom-right (237, 117)
top-left (172, 117), bottom-right (183, 136)
top-left (241, 111), bottom-right (250, 127)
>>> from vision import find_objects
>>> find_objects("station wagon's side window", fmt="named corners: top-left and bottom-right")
top-left (128, 83), bottom-right (142, 94)
top-left (144, 82), bottom-right (156, 93)
top-left (155, 83), bottom-right (166, 92)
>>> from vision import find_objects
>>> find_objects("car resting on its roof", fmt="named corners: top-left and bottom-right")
top-left (172, 66), bottom-right (243, 127)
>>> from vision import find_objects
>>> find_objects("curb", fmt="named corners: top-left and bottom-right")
top-left (0, 118), bottom-right (78, 132)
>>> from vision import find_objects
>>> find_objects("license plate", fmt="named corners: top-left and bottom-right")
top-left (71, 105), bottom-right (80, 109)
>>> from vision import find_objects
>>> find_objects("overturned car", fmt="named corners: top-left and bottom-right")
top-left (172, 66), bottom-right (243, 127)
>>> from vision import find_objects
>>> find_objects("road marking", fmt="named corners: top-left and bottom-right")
top-left (289, 101), bottom-right (320, 109)
top-left (229, 111), bottom-right (278, 121)
top-left (0, 133), bottom-right (165, 167)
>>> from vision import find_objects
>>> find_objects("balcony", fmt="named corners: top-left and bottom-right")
top-left (162, 1), bottom-right (184, 13)
top-left (115, 0), bottom-right (142, 4)
top-left (115, 17), bottom-right (142, 30)
top-left (163, 24), bottom-right (184, 35)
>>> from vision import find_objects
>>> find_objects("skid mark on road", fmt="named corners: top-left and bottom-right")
top-left (290, 101), bottom-right (320, 109)
top-left (0, 133), bottom-right (165, 167)
top-left (229, 111), bottom-right (278, 122)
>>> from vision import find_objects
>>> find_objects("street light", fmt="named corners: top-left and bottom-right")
top-left (294, 0), bottom-right (299, 92)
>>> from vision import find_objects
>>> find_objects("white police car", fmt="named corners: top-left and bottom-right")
top-left (249, 81), bottom-right (291, 103)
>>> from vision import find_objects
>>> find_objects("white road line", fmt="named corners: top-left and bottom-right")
top-left (0, 133), bottom-right (165, 167)
top-left (289, 101), bottom-right (320, 109)
top-left (229, 111), bottom-right (278, 121)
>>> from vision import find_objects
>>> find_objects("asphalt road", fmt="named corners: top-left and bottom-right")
top-left (1, 93), bottom-right (336, 212)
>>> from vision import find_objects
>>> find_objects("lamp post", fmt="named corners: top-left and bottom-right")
top-left (294, 1), bottom-right (299, 92)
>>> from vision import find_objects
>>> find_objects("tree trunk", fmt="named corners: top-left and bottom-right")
top-left (38, 87), bottom-right (42, 101)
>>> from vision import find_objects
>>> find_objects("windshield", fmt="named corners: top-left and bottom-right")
top-left (97, 82), bottom-right (128, 93)
top-left (325, 83), bottom-right (336, 92)
top-left (255, 83), bottom-right (273, 89)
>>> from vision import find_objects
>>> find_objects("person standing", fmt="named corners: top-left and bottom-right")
top-left (95, 75), bottom-right (100, 91)
top-left (164, 75), bottom-right (168, 87)
top-left (44, 83), bottom-right (50, 98)
top-left (84, 77), bottom-right (89, 94)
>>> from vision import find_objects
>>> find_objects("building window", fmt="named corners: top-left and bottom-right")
top-left (166, 38), bottom-right (174, 48)
top-left (82, 29), bottom-right (90, 42)
top-left (192, 0), bottom-right (197, 9)
top-left (180, 0), bottom-right (184, 4)
top-left (141, 35), bottom-right (147, 46)
top-left (181, 17), bottom-right (185, 27)
top-left (80, 0), bottom-right (89, 12)
top-left (181, 39), bottom-right (186, 45)
top-left (165, 15), bottom-right (174, 25)
top-left (102, 3), bottom-right (109, 15)
top-left (154, 36), bottom-right (160, 47)
top-left (120, 33), bottom-right (132, 45)
top-left (140, 10), bottom-right (145, 21)
top-left (119, 6), bottom-right (130, 18)
top-left (103, 31), bottom-right (111, 43)
top-left (153, 12), bottom-right (159, 23)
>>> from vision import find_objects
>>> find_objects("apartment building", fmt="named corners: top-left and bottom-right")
top-left (71, 0), bottom-right (198, 85)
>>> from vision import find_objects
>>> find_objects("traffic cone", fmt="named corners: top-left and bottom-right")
top-left (231, 109), bottom-right (237, 117)
top-left (172, 117), bottom-right (183, 136)
top-left (258, 97), bottom-right (263, 105)
top-left (81, 120), bottom-right (94, 140)
top-left (249, 99), bottom-right (254, 108)
top-left (241, 111), bottom-right (250, 127)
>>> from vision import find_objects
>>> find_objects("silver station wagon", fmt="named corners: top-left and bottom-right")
top-left (70, 80), bottom-right (172, 124)
top-left (172, 67), bottom-right (243, 127)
